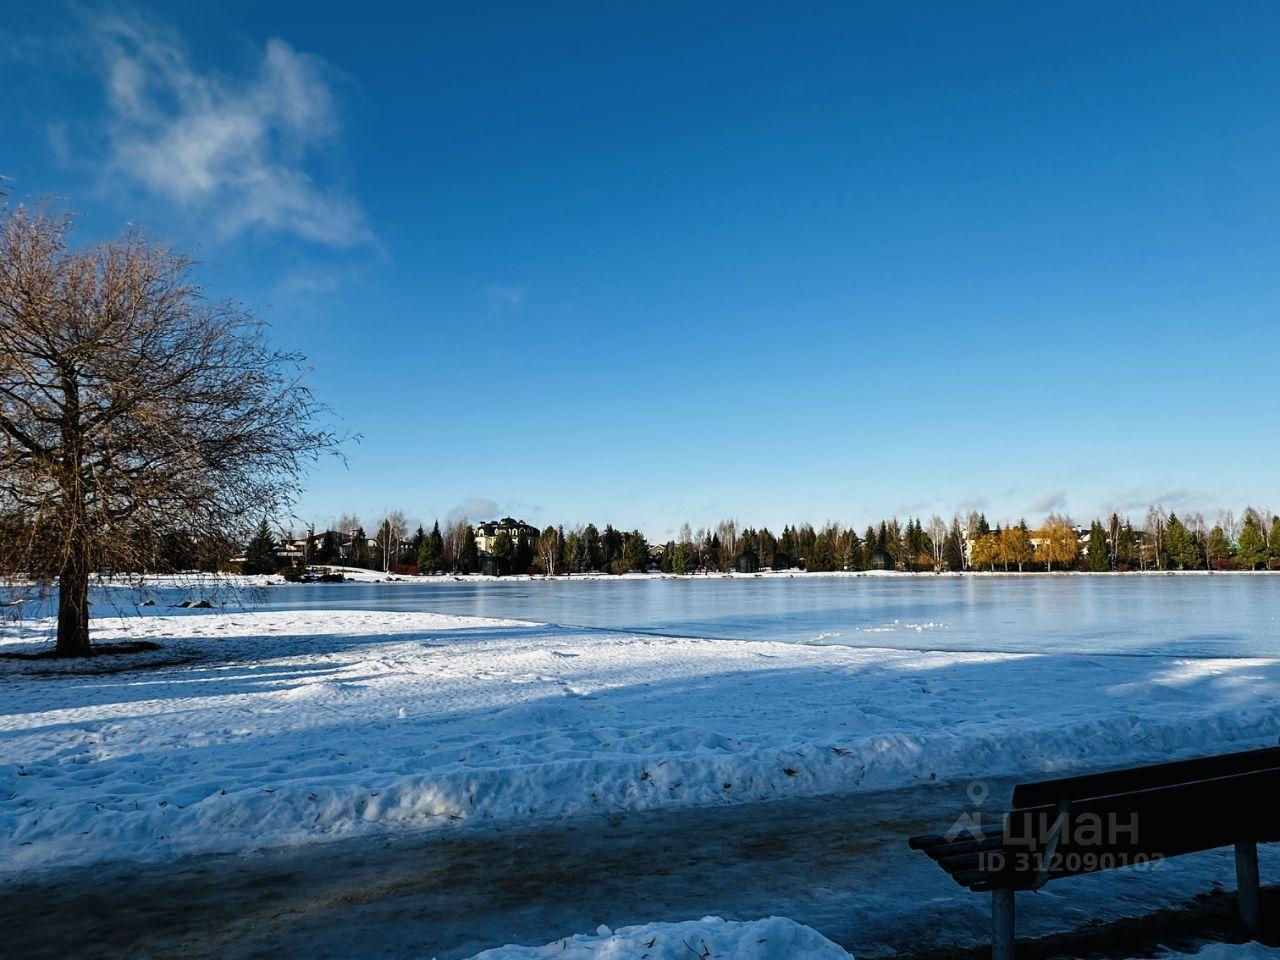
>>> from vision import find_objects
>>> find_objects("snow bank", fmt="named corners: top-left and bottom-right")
top-left (1160, 945), bottom-right (1280, 960)
top-left (3, 609), bottom-right (1280, 872)
top-left (461, 916), bottom-right (853, 959)
top-left (459, 922), bottom-right (1280, 960)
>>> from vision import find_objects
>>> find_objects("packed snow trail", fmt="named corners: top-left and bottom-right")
top-left (4, 609), bottom-right (1280, 872)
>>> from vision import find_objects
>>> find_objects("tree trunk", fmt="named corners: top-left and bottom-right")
top-left (56, 545), bottom-right (91, 657)
top-left (57, 370), bottom-right (91, 658)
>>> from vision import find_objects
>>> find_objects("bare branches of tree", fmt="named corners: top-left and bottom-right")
top-left (0, 205), bottom-right (342, 656)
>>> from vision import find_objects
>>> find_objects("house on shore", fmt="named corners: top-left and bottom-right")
top-left (867, 547), bottom-right (894, 570)
top-left (474, 517), bottom-right (540, 553)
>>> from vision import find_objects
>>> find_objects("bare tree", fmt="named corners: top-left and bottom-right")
top-left (0, 206), bottom-right (340, 656)
top-left (1220, 509), bottom-right (1239, 543)
top-left (1145, 505), bottom-right (1167, 570)
top-left (537, 526), bottom-right (560, 576)
top-left (927, 515), bottom-right (947, 573)
top-left (376, 508), bottom-right (408, 571)
top-left (715, 518), bottom-right (738, 561)
top-left (443, 518), bottom-right (471, 570)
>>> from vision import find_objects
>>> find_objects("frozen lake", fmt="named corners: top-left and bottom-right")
top-left (81, 572), bottom-right (1280, 658)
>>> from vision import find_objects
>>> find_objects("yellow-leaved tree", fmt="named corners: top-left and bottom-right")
top-left (1035, 516), bottom-right (1078, 572)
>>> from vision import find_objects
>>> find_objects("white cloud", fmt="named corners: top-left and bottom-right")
top-left (1029, 490), bottom-right (1068, 515)
top-left (1108, 487), bottom-right (1216, 517)
top-left (447, 497), bottom-right (502, 525)
top-left (91, 12), bottom-right (372, 246)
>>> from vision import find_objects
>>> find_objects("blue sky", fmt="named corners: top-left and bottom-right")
top-left (3, 2), bottom-right (1278, 538)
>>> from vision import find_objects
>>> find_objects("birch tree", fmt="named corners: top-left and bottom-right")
top-left (927, 515), bottom-right (947, 572)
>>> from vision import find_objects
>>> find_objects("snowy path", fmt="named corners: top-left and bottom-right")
top-left (3, 609), bottom-right (1280, 874)
top-left (3, 779), bottom-right (1274, 960)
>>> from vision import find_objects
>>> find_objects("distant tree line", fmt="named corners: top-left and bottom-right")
top-left (266, 515), bottom-right (653, 577)
top-left (250, 503), bottom-right (1280, 577)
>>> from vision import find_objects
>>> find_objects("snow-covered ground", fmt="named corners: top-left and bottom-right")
top-left (459, 918), bottom-right (1280, 960)
top-left (1165, 947), bottom-right (1280, 960)
top-left (3, 608), bottom-right (1280, 875)
top-left (462, 917), bottom-right (853, 959)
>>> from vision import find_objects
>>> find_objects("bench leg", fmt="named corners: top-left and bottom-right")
top-left (1235, 840), bottom-right (1261, 935)
top-left (992, 889), bottom-right (1015, 960)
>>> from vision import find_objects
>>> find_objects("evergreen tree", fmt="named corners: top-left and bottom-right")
top-left (943, 520), bottom-right (965, 571)
top-left (1163, 514), bottom-right (1199, 570)
top-left (1205, 524), bottom-right (1231, 568)
top-left (514, 530), bottom-right (535, 573)
top-left (758, 528), bottom-right (778, 569)
top-left (243, 519), bottom-right (278, 575)
top-left (1087, 521), bottom-right (1109, 572)
top-left (792, 525), bottom-right (813, 568)
top-left (976, 513), bottom-right (991, 536)
top-left (1238, 516), bottom-right (1267, 570)
top-left (555, 525), bottom-right (568, 572)
top-left (1269, 517), bottom-right (1280, 566)
top-left (706, 533), bottom-right (723, 571)
top-left (407, 525), bottom-right (426, 565)
top-left (779, 525), bottom-right (799, 562)
top-left (1107, 513), bottom-right (1122, 568)
top-left (906, 519), bottom-right (926, 571)
top-left (623, 531), bottom-right (650, 572)
top-left (863, 525), bottom-right (877, 570)
top-left (314, 531), bottom-right (337, 565)
top-left (455, 525), bottom-right (478, 574)
top-left (810, 530), bottom-right (833, 572)
top-left (352, 527), bottom-right (371, 569)
top-left (600, 525), bottom-right (623, 570)
top-left (490, 531), bottom-right (517, 574)
top-left (843, 531), bottom-right (863, 571)
top-left (1115, 523), bottom-right (1137, 569)
top-left (418, 521), bottom-right (445, 574)
top-left (580, 523), bottom-right (601, 571)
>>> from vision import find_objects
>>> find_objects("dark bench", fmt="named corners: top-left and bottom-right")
top-left (909, 744), bottom-right (1280, 959)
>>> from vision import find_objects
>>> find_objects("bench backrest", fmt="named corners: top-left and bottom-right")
top-left (912, 744), bottom-right (1280, 892)
top-left (1010, 744), bottom-right (1280, 808)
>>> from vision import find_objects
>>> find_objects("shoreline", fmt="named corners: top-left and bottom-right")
top-left (50, 566), bottom-right (1280, 590)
